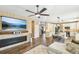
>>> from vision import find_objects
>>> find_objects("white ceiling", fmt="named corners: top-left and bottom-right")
top-left (0, 5), bottom-right (79, 22)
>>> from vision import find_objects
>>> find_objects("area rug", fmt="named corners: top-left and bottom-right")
top-left (24, 45), bottom-right (48, 54)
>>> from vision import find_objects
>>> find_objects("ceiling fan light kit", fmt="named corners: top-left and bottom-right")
top-left (36, 14), bottom-right (40, 17)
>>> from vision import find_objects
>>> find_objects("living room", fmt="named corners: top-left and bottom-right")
top-left (0, 5), bottom-right (79, 54)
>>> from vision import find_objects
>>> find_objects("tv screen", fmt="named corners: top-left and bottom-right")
top-left (2, 16), bottom-right (27, 31)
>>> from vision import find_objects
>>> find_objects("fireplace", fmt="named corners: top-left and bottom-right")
top-left (0, 36), bottom-right (27, 48)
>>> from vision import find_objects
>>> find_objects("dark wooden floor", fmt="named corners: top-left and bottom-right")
top-left (23, 35), bottom-right (54, 53)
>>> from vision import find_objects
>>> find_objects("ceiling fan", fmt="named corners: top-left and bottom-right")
top-left (25, 5), bottom-right (49, 18)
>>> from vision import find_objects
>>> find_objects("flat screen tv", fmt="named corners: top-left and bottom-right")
top-left (2, 16), bottom-right (27, 31)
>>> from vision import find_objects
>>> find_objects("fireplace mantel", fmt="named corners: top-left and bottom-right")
top-left (0, 33), bottom-right (29, 40)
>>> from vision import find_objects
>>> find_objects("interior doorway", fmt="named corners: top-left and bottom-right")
top-left (39, 22), bottom-right (46, 45)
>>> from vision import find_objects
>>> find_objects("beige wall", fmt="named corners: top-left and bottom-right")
top-left (0, 17), bottom-right (2, 31)
top-left (45, 23), bottom-right (54, 37)
top-left (34, 20), bottom-right (39, 38)
top-left (46, 23), bottom-right (53, 32)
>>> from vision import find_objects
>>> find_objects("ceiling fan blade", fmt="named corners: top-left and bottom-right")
top-left (28, 15), bottom-right (35, 17)
top-left (39, 8), bottom-right (47, 14)
top-left (40, 14), bottom-right (49, 16)
top-left (25, 10), bottom-right (35, 13)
